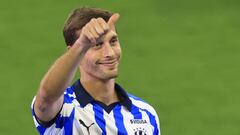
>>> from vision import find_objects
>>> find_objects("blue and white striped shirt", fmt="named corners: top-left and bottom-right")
top-left (31, 80), bottom-right (160, 135)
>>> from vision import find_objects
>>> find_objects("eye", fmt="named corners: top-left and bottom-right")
top-left (93, 42), bottom-right (103, 49)
top-left (110, 38), bottom-right (118, 45)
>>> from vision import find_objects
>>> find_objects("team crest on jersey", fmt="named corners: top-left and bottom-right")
top-left (133, 127), bottom-right (147, 135)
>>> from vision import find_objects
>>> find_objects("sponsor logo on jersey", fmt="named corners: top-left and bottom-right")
top-left (130, 119), bottom-right (147, 124)
top-left (79, 119), bottom-right (94, 135)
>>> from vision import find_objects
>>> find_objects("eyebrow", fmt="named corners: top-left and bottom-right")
top-left (97, 34), bottom-right (118, 43)
top-left (111, 35), bottom-right (118, 40)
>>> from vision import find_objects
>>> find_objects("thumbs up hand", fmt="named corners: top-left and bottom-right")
top-left (74, 13), bottom-right (120, 51)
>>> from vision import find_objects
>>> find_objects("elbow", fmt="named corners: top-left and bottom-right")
top-left (37, 80), bottom-right (62, 102)
top-left (37, 82), bottom-right (55, 103)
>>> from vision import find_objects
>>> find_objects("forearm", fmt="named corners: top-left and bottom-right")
top-left (38, 44), bottom-right (85, 101)
top-left (34, 44), bottom-right (85, 121)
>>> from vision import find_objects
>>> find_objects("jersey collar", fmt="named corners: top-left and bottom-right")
top-left (72, 79), bottom-right (132, 112)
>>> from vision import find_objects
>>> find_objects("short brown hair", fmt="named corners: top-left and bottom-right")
top-left (63, 7), bottom-right (113, 46)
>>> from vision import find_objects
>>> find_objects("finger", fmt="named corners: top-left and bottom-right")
top-left (107, 13), bottom-right (120, 29)
top-left (92, 19), bottom-right (105, 35)
top-left (97, 18), bottom-right (109, 31)
top-left (86, 24), bottom-right (99, 39)
top-left (82, 28), bottom-right (96, 44)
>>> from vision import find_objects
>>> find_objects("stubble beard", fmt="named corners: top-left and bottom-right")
top-left (99, 67), bottom-right (119, 80)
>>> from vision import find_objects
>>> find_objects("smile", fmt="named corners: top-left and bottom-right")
top-left (98, 60), bottom-right (118, 67)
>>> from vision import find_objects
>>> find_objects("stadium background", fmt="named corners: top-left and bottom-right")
top-left (0, 0), bottom-right (239, 134)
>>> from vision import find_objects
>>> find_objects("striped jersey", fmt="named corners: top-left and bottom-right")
top-left (31, 79), bottom-right (160, 135)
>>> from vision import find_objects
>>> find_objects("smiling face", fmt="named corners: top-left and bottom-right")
top-left (79, 29), bottom-right (121, 81)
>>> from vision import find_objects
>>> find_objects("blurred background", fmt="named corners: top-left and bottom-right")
top-left (0, 0), bottom-right (240, 134)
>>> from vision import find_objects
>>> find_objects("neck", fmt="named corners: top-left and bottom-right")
top-left (80, 76), bottom-right (119, 106)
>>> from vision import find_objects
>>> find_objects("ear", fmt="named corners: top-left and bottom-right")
top-left (67, 45), bottom-right (71, 51)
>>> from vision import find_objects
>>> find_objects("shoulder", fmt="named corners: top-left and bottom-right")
top-left (30, 86), bottom-right (79, 134)
top-left (63, 86), bottom-right (76, 102)
top-left (128, 93), bottom-right (161, 134)
top-left (31, 87), bottom-right (77, 120)
top-left (128, 93), bottom-right (159, 117)
top-left (61, 86), bottom-right (79, 116)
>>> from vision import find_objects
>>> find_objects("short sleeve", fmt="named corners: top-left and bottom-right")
top-left (31, 87), bottom-right (76, 135)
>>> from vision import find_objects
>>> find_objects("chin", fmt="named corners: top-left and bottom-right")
top-left (100, 72), bottom-right (119, 80)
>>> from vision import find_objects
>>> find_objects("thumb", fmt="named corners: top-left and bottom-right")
top-left (107, 13), bottom-right (120, 29)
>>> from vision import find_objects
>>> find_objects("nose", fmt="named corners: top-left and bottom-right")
top-left (102, 43), bottom-right (115, 58)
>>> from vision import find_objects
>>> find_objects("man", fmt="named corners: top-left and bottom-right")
top-left (31, 7), bottom-right (160, 135)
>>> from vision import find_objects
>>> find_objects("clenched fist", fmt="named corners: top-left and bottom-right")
top-left (74, 13), bottom-right (120, 52)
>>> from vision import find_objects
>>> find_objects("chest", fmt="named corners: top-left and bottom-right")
top-left (72, 104), bottom-right (153, 135)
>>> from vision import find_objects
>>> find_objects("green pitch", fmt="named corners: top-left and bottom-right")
top-left (0, 0), bottom-right (239, 134)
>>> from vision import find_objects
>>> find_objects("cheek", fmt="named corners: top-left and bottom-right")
top-left (81, 52), bottom-right (97, 68)
top-left (115, 46), bottom-right (122, 59)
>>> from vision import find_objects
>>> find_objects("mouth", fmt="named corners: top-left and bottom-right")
top-left (97, 60), bottom-right (118, 68)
